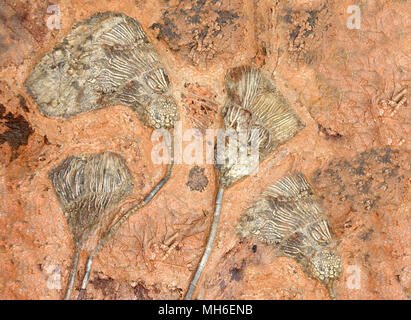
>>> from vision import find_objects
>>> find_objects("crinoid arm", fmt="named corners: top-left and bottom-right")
top-left (217, 66), bottom-right (305, 188)
top-left (49, 151), bottom-right (134, 299)
top-left (264, 172), bottom-right (312, 199)
top-left (237, 173), bottom-right (342, 299)
top-left (49, 152), bottom-right (134, 246)
top-left (238, 173), bottom-right (331, 251)
top-left (225, 66), bottom-right (262, 111)
top-left (24, 12), bottom-right (178, 128)
top-left (77, 139), bottom-right (174, 298)
top-left (224, 66), bottom-right (305, 154)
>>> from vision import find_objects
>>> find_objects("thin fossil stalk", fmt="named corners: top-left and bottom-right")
top-left (25, 12), bottom-right (179, 299)
top-left (185, 186), bottom-right (224, 300)
top-left (237, 173), bottom-right (342, 299)
top-left (77, 140), bottom-right (174, 297)
top-left (184, 65), bottom-right (305, 299)
top-left (49, 152), bottom-right (134, 300)
top-left (64, 249), bottom-right (79, 300)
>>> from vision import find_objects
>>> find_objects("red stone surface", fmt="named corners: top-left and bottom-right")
top-left (0, 0), bottom-right (409, 299)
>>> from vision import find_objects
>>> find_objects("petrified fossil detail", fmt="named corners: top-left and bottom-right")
top-left (25, 12), bottom-right (178, 129)
top-left (378, 87), bottom-right (407, 117)
top-left (216, 65), bottom-right (305, 188)
top-left (184, 66), bottom-right (304, 299)
top-left (49, 151), bottom-right (133, 299)
top-left (50, 152), bottom-right (133, 246)
top-left (25, 12), bottom-right (179, 298)
top-left (237, 173), bottom-right (342, 298)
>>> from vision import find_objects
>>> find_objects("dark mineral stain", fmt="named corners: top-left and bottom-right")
top-left (91, 276), bottom-right (114, 290)
top-left (43, 135), bottom-right (50, 145)
top-left (377, 147), bottom-right (398, 164)
top-left (283, 9), bottom-right (293, 24)
top-left (187, 13), bottom-right (201, 24)
top-left (230, 260), bottom-right (246, 282)
top-left (0, 104), bottom-right (34, 160)
top-left (283, 4), bottom-right (328, 61)
top-left (17, 94), bottom-right (29, 112)
top-left (358, 228), bottom-right (374, 241)
top-left (154, 2), bottom-right (231, 42)
top-left (216, 10), bottom-right (239, 26)
top-left (133, 280), bottom-right (152, 300)
top-left (186, 166), bottom-right (209, 192)
top-left (0, 34), bottom-right (9, 55)
top-left (304, 7), bottom-right (327, 36)
top-left (150, 13), bottom-right (181, 41)
top-left (318, 123), bottom-right (343, 140)
top-left (355, 177), bottom-right (373, 194)
top-left (306, 9), bottom-right (319, 29)
top-left (289, 25), bottom-right (301, 41)
top-left (90, 275), bottom-right (116, 298)
top-left (311, 147), bottom-right (405, 215)
top-left (220, 280), bottom-right (226, 291)
top-left (230, 267), bottom-right (242, 281)
top-left (363, 197), bottom-right (380, 211)
top-left (150, 2), bottom-right (239, 58)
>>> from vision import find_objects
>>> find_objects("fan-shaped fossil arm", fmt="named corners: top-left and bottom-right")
top-left (237, 173), bottom-right (342, 299)
top-left (77, 139), bottom-right (174, 298)
top-left (49, 152), bottom-right (133, 300)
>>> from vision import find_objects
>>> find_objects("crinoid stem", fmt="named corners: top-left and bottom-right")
top-left (184, 185), bottom-right (225, 300)
top-left (80, 252), bottom-right (94, 292)
top-left (76, 138), bottom-right (174, 299)
top-left (327, 282), bottom-right (337, 300)
top-left (64, 249), bottom-right (79, 300)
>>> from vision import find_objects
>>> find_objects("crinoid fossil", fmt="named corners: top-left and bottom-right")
top-left (184, 65), bottom-right (305, 299)
top-left (24, 11), bottom-right (178, 128)
top-left (49, 152), bottom-right (133, 299)
top-left (237, 173), bottom-right (342, 299)
top-left (25, 12), bottom-right (179, 297)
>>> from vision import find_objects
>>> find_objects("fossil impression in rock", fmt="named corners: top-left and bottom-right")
top-left (24, 11), bottom-right (178, 128)
top-left (237, 173), bottom-right (342, 298)
top-left (216, 65), bottom-right (305, 188)
top-left (25, 12), bottom-right (178, 298)
top-left (184, 65), bottom-right (305, 299)
top-left (49, 151), bottom-right (133, 299)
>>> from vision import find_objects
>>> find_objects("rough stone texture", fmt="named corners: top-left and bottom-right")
top-left (0, 0), bottom-right (410, 300)
top-left (150, 0), bottom-right (245, 66)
